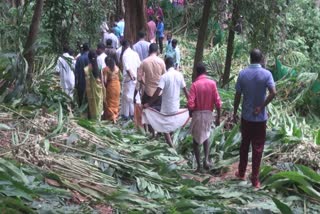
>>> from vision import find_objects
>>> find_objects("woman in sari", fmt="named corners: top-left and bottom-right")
top-left (84, 50), bottom-right (103, 120)
top-left (102, 57), bottom-right (121, 122)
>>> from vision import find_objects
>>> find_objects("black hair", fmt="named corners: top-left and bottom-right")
top-left (149, 43), bottom-right (158, 54)
top-left (148, 16), bottom-right (153, 21)
top-left (63, 45), bottom-right (69, 53)
top-left (196, 62), bottom-right (206, 75)
top-left (88, 50), bottom-right (100, 79)
top-left (106, 39), bottom-right (112, 46)
top-left (165, 57), bottom-right (175, 69)
top-left (138, 31), bottom-right (146, 39)
top-left (97, 42), bottom-right (105, 50)
top-left (172, 39), bottom-right (178, 45)
top-left (105, 56), bottom-right (116, 72)
top-left (82, 43), bottom-right (90, 52)
top-left (250, 48), bottom-right (263, 64)
top-left (68, 49), bottom-right (74, 56)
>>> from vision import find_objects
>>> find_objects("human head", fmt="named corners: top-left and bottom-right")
top-left (250, 48), bottom-right (263, 64)
top-left (121, 40), bottom-right (130, 49)
top-left (149, 43), bottom-right (158, 55)
top-left (105, 56), bottom-right (116, 71)
top-left (138, 31), bottom-right (146, 40)
top-left (96, 42), bottom-right (105, 55)
top-left (106, 39), bottom-right (113, 47)
top-left (196, 62), bottom-right (207, 76)
top-left (165, 57), bottom-right (175, 70)
top-left (167, 32), bottom-right (172, 41)
top-left (62, 45), bottom-right (69, 53)
top-left (82, 43), bottom-right (90, 52)
top-left (148, 16), bottom-right (153, 21)
top-left (172, 39), bottom-right (178, 48)
top-left (157, 16), bottom-right (163, 22)
top-left (88, 50), bottom-right (100, 79)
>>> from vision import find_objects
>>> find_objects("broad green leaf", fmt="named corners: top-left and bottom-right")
top-left (272, 197), bottom-right (293, 214)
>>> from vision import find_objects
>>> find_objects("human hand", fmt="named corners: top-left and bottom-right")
top-left (215, 118), bottom-right (220, 126)
top-left (143, 103), bottom-right (150, 109)
top-left (253, 106), bottom-right (262, 115)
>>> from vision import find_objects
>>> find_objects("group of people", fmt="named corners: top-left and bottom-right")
top-left (56, 10), bottom-right (276, 188)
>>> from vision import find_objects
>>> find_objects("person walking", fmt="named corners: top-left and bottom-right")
top-left (233, 49), bottom-right (276, 189)
top-left (75, 43), bottom-right (90, 106)
top-left (56, 46), bottom-right (75, 98)
top-left (147, 16), bottom-right (157, 43)
top-left (156, 16), bottom-right (165, 54)
top-left (188, 63), bottom-right (222, 172)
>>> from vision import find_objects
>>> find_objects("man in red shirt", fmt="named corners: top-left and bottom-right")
top-left (188, 63), bottom-right (222, 172)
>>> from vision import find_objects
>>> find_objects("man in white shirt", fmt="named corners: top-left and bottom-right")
top-left (56, 46), bottom-right (75, 98)
top-left (144, 57), bottom-right (188, 147)
top-left (96, 43), bottom-right (107, 70)
top-left (103, 29), bottom-right (119, 49)
top-left (133, 31), bottom-right (151, 61)
top-left (121, 40), bottom-right (141, 120)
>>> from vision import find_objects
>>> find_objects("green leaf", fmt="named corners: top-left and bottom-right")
top-left (0, 123), bottom-right (12, 130)
top-left (272, 197), bottom-right (293, 214)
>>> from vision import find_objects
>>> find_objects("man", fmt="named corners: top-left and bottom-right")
top-left (105, 39), bottom-right (117, 64)
top-left (117, 16), bottom-right (125, 39)
top-left (144, 57), bottom-right (188, 147)
top-left (75, 43), bottom-right (90, 105)
top-left (133, 31), bottom-right (151, 61)
top-left (165, 39), bottom-right (180, 69)
top-left (147, 16), bottom-right (156, 43)
top-left (112, 22), bottom-right (121, 39)
top-left (156, 16), bottom-right (164, 54)
top-left (233, 49), bottom-right (276, 189)
top-left (96, 42), bottom-right (107, 70)
top-left (134, 43), bottom-right (166, 135)
top-left (56, 46), bottom-right (75, 98)
top-left (165, 32), bottom-right (173, 55)
top-left (121, 40), bottom-right (141, 120)
top-left (103, 29), bottom-right (119, 49)
top-left (188, 63), bottom-right (222, 172)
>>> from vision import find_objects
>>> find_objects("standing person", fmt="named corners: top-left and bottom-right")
top-left (188, 63), bottom-right (222, 172)
top-left (102, 57), bottom-right (121, 123)
top-left (75, 43), bottom-right (90, 106)
top-left (56, 46), bottom-right (75, 98)
top-left (117, 16), bottom-right (125, 39)
top-left (156, 16), bottom-right (165, 54)
top-left (155, 3), bottom-right (164, 19)
top-left (84, 50), bottom-right (103, 120)
top-left (133, 31), bottom-right (151, 61)
top-left (105, 39), bottom-right (117, 64)
top-left (147, 16), bottom-right (157, 43)
top-left (165, 39), bottom-right (181, 69)
top-left (112, 22), bottom-right (121, 39)
top-left (233, 49), bottom-right (276, 189)
top-left (96, 43), bottom-right (107, 70)
top-left (165, 32), bottom-right (173, 55)
top-left (144, 57), bottom-right (188, 147)
top-left (103, 29), bottom-right (119, 49)
top-left (120, 40), bottom-right (141, 120)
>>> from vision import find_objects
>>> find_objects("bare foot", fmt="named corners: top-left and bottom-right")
top-left (203, 160), bottom-right (212, 170)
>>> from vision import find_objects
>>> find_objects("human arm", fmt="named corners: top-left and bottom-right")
top-left (143, 87), bottom-right (162, 108)
top-left (175, 48), bottom-right (181, 69)
top-left (126, 69), bottom-right (136, 81)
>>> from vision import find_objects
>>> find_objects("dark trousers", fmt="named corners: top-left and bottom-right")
top-left (238, 118), bottom-right (266, 184)
top-left (157, 37), bottom-right (164, 54)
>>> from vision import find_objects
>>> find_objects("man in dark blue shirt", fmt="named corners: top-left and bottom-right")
top-left (75, 43), bottom-right (90, 106)
top-left (233, 49), bottom-right (276, 189)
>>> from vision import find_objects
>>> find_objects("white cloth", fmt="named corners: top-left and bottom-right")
top-left (142, 108), bottom-right (189, 133)
top-left (97, 52), bottom-right (107, 70)
top-left (175, 46), bottom-right (181, 68)
top-left (121, 48), bottom-right (141, 117)
top-left (133, 40), bottom-right (151, 61)
top-left (190, 110), bottom-right (214, 145)
top-left (158, 67), bottom-right (186, 114)
top-left (104, 32), bottom-right (119, 49)
top-left (117, 20), bottom-right (125, 37)
top-left (116, 46), bottom-right (122, 65)
top-left (56, 53), bottom-right (75, 97)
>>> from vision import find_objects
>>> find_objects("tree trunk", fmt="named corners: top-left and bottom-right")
top-left (24, 0), bottom-right (44, 81)
top-left (192, 0), bottom-right (213, 81)
top-left (222, 0), bottom-right (239, 87)
top-left (124, 0), bottom-right (147, 44)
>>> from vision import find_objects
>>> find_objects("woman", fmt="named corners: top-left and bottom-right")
top-left (102, 57), bottom-right (121, 122)
top-left (84, 50), bottom-right (103, 120)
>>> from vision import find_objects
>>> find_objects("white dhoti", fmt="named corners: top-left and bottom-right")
top-left (142, 108), bottom-right (189, 133)
top-left (189, 110), bottom-right (214, 145)
top-left (121, 80), bottom-right (140, 118)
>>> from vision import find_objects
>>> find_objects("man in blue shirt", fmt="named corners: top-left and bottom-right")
top-left (156, 16), bottom-right (164, 54)
top-left (233, 49), bottom-right (276, 189)
top-left (75, 43), bottom-right (90, 106)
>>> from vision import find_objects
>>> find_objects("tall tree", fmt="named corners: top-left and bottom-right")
top-left (124, 0), bottom-right (147, 44)
top-left (222, 0), bottom-right (239, 87)
top-left (192, 0), bottom-right (213, 81)
top-left (23, 0), bottom-right (44, 81)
